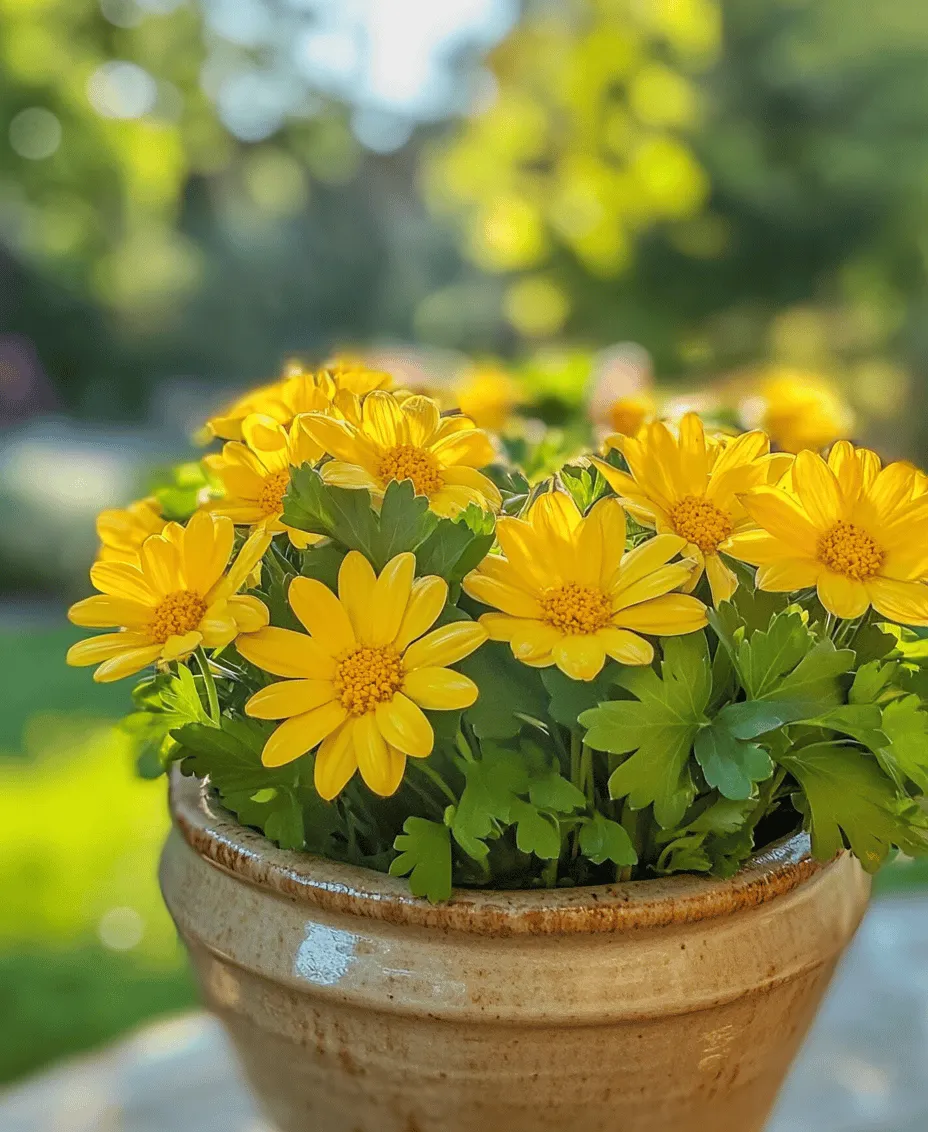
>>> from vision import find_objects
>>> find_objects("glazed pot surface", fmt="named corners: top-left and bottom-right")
top-left (160, 773), bottom-right (871, 1132)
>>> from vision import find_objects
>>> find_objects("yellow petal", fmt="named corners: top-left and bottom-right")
top-left (595, 627), bottom-right (653, 666)
top-left (741, 488), bottom-right (819, 555)
top-left (461, 572), bottom-right (543, 618)
top-left (755, 559), bottom-right (821, 591)
top-left (612, 594), bottom-right (708, 634)
top-left (338, 551), bottom-right (377, 639)
top-left (236, 626), bottom-right (336, 679)
top-left (402, 667), bottom-right (479, 710)
top-left (227, 594), bottom-right (270, 633)
top-left (183, 512), bottom-right (235, 595)
top-left (495, 517), bottom-right (551, 588)
top-left (589, 497), bottom-right (627, 589)
top-left (868, 461), bottom-right (919, 521)
top-left (68, 594), bottom-right (152, 630)
top-left (199, 599), bottom-right (238, 648)
top-left (66, 631), bottom-right (151, 667)
top-left (214, 529), bottom-right (272, 600)
top-left (612, 562), bottom-right (695, 612)
top-left (704, 553), bottom-right (738, 606)
top-left (362, 390), bottom-right (408, 447)
top-left (400, 395), bottom-right (441, 446)
top-left (867, 577), bottom-right (928, 627)
top-left (314, 722), bottom-right (358, 801)
top-left (368, 552), bottom-right (416, 646)
top-left (288, 576), bottom-right (356, 653)
top-left (793, 450), bottom-right (844, 528)
top-left (242, 414), bottom-right (289, 463)
top-left (352, 714), bottom-right (407, 796)
top-left (246, 678), bottom-right (336, 720)
top-left (320, 460), bottom-right (382, 492)
top-left (92, 645), bottom-right (163, 683)
top-left (141, 535), bottom-right (182, 597)
top-left (710, 429), bottom-right (769, 478)
top-left (508, 620), bottom-right (561, 662)
top-left (677, 413), bottom-right (709, 491)
top-left (300, 414), bottom-right (373, 466)
top-left (261, 702), bottom-right (347, 768)
top-left (552, 634), bottom-right (607, 681)
top-left (393, 575), bottom-right (448, 651)
top-left (375, 692), bottom-right (434, 758)
top-left (609, 533), bottom-right (688, 593)
top-left (88, 561), bottom-right (156, 604)
top-left (430, 427), bottom-right (495, 469)
top-left (817, 572), bottom-right (870, 619)
top-left (725, 530), bottom-right (790, 566)
top-left (403, 621), bottom-right (488, 670)
top-left (439, 466), bottom-right (502, 511)
top-left (529, 490), bottom-right (582, 542)
top-left (161, 631), bottom-right (202, 661)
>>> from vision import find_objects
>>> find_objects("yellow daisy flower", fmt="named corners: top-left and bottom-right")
top-left (300, 390), bottom-right (502, 517)
top-left (204, 414), bottom-right (325, 548)
top-left (743, 368), bottom-right (853, 454)
top-left (461, 492), bottom-right (707, 681)
top-left (96, 497), bottom-right (167, 564)
top-left (728, 442), bottom-right (928, 624)
top-left (67, 512), bottom-right (271, 682)
top-left (236, 551), bottom-right (488, 797)
top-left (590, 413), bottom-right (789, 605)
top-left (454, 365), bottom-right (524, 432)
top-left (206, 358), bottom-right (391, 441)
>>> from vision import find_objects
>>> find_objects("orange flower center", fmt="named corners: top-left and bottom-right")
top-left (377, 444), bottom-right (444, 497)
top-left (149, 590), bottom-right (207, 644)
top-left (540, 583), bottom-right (613, 635)
top-left (817, 522), bottom-right (884, 580)
top-left (668, 495), bottom-right (733, 554)
top-left (334, 646), bottom-right (404, 715)
top-left (257, 469), bottom-right (291, 516)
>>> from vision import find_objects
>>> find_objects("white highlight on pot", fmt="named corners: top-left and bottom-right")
top-left (294, 923), bottom-right (357, 986)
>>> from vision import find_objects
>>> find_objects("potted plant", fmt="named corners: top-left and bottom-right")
top-left (68, 359), bottom-right (928, 1132)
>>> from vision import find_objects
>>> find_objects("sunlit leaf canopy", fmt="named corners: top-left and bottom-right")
top-left (424, 0), bottom-right (720, 337)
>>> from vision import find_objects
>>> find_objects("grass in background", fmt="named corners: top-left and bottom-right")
top-left (0, 625), bottom-right (195, 1085)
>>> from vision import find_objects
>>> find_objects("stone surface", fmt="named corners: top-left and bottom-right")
top-left (1, 895), bottom-right (926, 1132)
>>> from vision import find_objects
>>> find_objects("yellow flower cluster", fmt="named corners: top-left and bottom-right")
top-left (67, 351), bottom-right (928, 813)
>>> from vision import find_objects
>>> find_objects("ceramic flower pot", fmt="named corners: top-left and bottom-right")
top-left (161, 771), bottom-right (870, 1132)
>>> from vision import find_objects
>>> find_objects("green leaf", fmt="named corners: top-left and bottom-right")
top-left (806, 704), bottom-right (886, 752)
top-left (510, 799), bottom-right (561, 859)
top-left (282, 465), bottom-right (380, 560)
top-left (123, 667), bottom-right (215, 774)
top-left (390, 818), bottom-right (453, 902)
top-left (458, 642), bottom-right (548, 739)
top-left (450, 745), bottom-right (529, 858)
top-left (414, 512), bottom-right (495, 584)
top-left (579, 813), bottom-right (637, 866)
top-left (734, 610), bottom-right (816, 699)
top-left (877, 696), bottom-right (928, 793)
top-left (850, 621), bottom-right (899, 666)
top-left (849, 660), bottom-right (898, 705)
top-left (373, 479), bottom-right (438, 564)
top-left (540, 665), bottom-right (615, 731)
top-left (582, 633), bottom-right (711, 828)
top-left (715, 699), bottom-right (813, 739)
top-left (299, 543), bottom-right (347, 590)
top-left (694, 724), bottom-right (774, 801)
top-left (772, 640), bottom-right (855, 705)
top-left (527, 765), bottom-right (587, 813)
top-left (779, 742), bottom-right (928, 872)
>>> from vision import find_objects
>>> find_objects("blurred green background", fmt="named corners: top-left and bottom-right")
top-left (4, 0), bottom-right (928, 1087)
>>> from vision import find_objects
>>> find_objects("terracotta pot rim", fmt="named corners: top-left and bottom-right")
top-left (169, 769), bottom-right (823, 936)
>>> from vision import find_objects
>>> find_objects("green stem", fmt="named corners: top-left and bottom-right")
top-left (194, 646), bottom-right (220, 724)
top-left (541, 857), bottom-right (559, 888)
top-left (412, 759), bottom-right (458, 807)
top-left (580, 742), bottom-right (594, 805)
